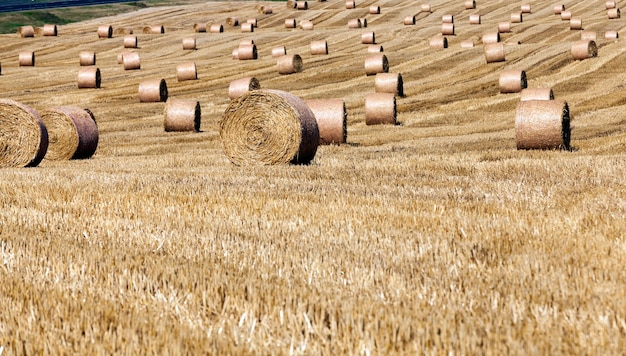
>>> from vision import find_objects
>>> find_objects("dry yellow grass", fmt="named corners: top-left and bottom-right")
top-left (1, 0), bottom-right (626, 353)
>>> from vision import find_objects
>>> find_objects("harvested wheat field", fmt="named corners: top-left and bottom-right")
top-left (1, 0), bottom-right (626, 353)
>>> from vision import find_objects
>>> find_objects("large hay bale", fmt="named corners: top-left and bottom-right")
top-left (0, 99), bottom-right (48, 168)
top-left (164, 99), bottom-right (201, 132)
top-left (511, 12), bottom-right (523, 23)
top-left (367, 44), bottom-right (384, 53)
top-left (123, 35), bottom-right (138, 48)
top-left (18, 26), bottom-right (35, 38)
top-left (97, 25), bottom-right (113, 38)
top-left (369, 5), bottom-right (380, 14)
top-left (482, 32), bottom-right (500, 44)
top-left (228, 77), bottom-right (261, 100)
top-left (285, 18), bottom-right (297, 28)
top-left (210, 24), bottom-right (224, 33)
top-left (272, 46), bottom-right (287, 57)
top-left (176, 62), bottom-right (198, 81)
top-left (362, 32), bottom-right (375, 44)
top-left (498, 22), bottom-right (511, 33)
top-left (139, 78), bottom-right (168, 102)
top-left (305, 99), bottom-right (347, 145)
top-left (521, 4), bottom-right (531, 13)
top-left (122, 52), bottom-right (140, 70)
top-left (561, 11), bottom-right (572, 20)
top-left (39, 106), bottom-right (98, 160)
top-left (421, 4), bottom-right (431, 12)
top-left (182, 37), bottom-right (197, 50)
top-left (364, 54), bottom-right (388, 75)
top-left (77, 67), bottom-right (101, 88)
top-left (460, 40), bottom-right (475, 48)
top-left (553, 4), bottom-right (565, 14)
top-left (484, 43), bottom-right (505, 63)
top-left (79, 51), bottom-right (96, 66)
top-left (375, 73), bottom-right (404, 96)
top-left (277, 54), bottom-right (303, 74)
top-left (608, 8), bottom-right (620, 19)
top-left (570, 18), bottom-right (582, 30)
top-left (193, 23), bottom-right (206, 32)
top-left (442, 23), bottom-right (455, 35)
top-left (429, 35), bottom-right (448, 49)
top-left (605, 31), bottom-right (619, 39)
top-left (297, 1), bottom-right (308, 10)
top-left (220, 90), bottom-right (319, 165)
top-left (237, 44), bottom-right (258, 60)
top-left (365, 93), bottom-right (396, 125)
top-left (348, 19), bottom-right (362, 28)
top-left (515, 100), bottom-right (571, 150)
top-left (469, 14), bottom-right (481, 25)
top-left (404, 15), bottom-right (416, 25)
top-left (465, 0), bottom-right (476, 10)
top-left (346, 0), bottom-right (355, 9)
top-left (43, 24), bottom-right (57, 36)
top-left (241, 23), bottom-right (254, 33)
top-left (499, 69), bottom-right (527, 93)
top-left (19, 52), bottom-right (35, 67)
top-left (227, 16), bottom-right (239, 26)
top-left (571, 40), bottom-right (597, 60)
top-left (310, 40), bottom-right (328, 55)
top-left (442, 14), bottom-right (454, 23)
top-left (520, 88), bottom-right (554, 101)
top-left (301, 20), bottom-right (314, 30)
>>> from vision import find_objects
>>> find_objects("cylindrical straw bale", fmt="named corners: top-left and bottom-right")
top-left (360, 18), bottom-right (368, 27)
top-left (515, 100), bottom-right (571, 150)
top-left (272, 46), bottom-right (287, 57)
top-left (484, 43), bottom-right (505, 63)
top-left (277, 54), bottom-right (303, 74)
top-left (469, 14), bottom-right (481, 25)
top-left (227, 17), bottom-right (239, 26)
top-left (310, 40), bottom-right (328, 55)
top-left (194, 23), bottom-right (206, 32)
top-left (561, 11), bottom-right (572, 20)
top-left (368, 44), bottom-right (384, 53)
top-left (362, 32), bottom-right (376, 44)
top-left (465, 0), bottom-right (476, 10)
top-left (39, 106), bottom-right (98, 160)
top-left (365, 93), bottom-right (396, 125)
top-left (43, 24), bottom-right (57, 36)
top-left (421, 4), bottom-right (431, 12)
top-left (520, 88), bottom-right (554, 101)
top-left (124, 35), bottom-right (138, 48)
top-left (498, 22), bottom-right (511, 33)
top-left (499, 69), bottom-right (527, 93)
top-left (79, 51), bottom-right (96, 66)
top-left (229, 77), bottom-right (261, 100)
top-left (114, 26), bottom-right (133, 35)
top-left (97, 25), bottom-right (112, 38)
top-left (482, 31), bottom-right (500, 44)
top-left (301, 20), bottom-right (314, 30)
top-left (404, 16), bottom-right (416, 25)
top-left (247, 18), bottom-right (258, 27)
top-left (346, 0), bottom-right (355, 9)
top-left (210, 24), bottom-right (224, 33)
top-left (240, 39), bottom-right (254, 46)
top-left (0, 99), bottom-right (48, 168)
top-left (571, 40), bottom-right (597, 60)
top-left (511, 12), bottom-right (523, 23)
top-left (18, 26), bottom-right (35, 38)
top-left (369, 5), bottom-right (380, 14)
top-left (232, 49), bottom-right (239, 60)
top-left (287, 0), bottom-right (296, 8)
top-left (305, 99), bottom-right (347, 145)
top-left (297, 1), bottom-right (308, 10)
top-left (375, 72), bottom-right (404, 96)
top-left (605, 31), bottom-right (619, 39)
top-left (139, 78), bottom-right (168, 102)
top-left (606, 1), bottom-right (616, 9)
top-left (429, 35), bottom-right (448, 49)
top-left (608, 8), bottom-right (620, 19)
top-left (77, 67), bottom-right (101, 89)
top-left (19, 52), bottom-right (34, 67)
top-left (182, 37), bottom-right (196, 50)
top-left (164, 99), bottom-right (201, 132)
top-left (570, 18), bottom-right (582, 30)
top-left (145, 25), bottom-right (164, 34)
top-left (581, 31), bottom-right (596, 41)
top-left (241, 23), bottom-right (254, 32)
top-left (348, 19), bottom-right (362, 28)
top-left (220, 89), bottom-right (319, 165)
top-left (364, 53), bottom-right (389, 75)
top-left (461, 40), bottom-right (475, 48)
top-left (285, 18), bottom-right (297, 28)
top-left (117, 51), bottom-right (132, 64)
top-left (553, 5), bottom-right (564, 15)
top-left (237, 44), bottom-right (258, 60)
top-left (442, 14), bottom-right (454, 23)
top-left (521, 4), bottom-right (531, 13)
top-left (442, 23), bottom-right (455, 35)
top-left (176, 62), bottom-right (197, 81)
top-left (260, 6), bottom-right (273, 14)
top-left (122, 52), bottom-right (140, 70)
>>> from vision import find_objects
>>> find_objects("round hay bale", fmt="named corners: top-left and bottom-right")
top-left (176, 62), bottom-right (197, 81)
top-left (482, 31), bottom-right (500, 44)
top-left (429, 35), bottom-right (448, 49)
top-left (79, 51), bottom-right (96, 66)
top-left (272, 46), bottom-right (287, 57)
top-left (605, 30), bottom-right (619, 39)
top-left (277, 54), bottom-right (303, 74)
top-left (365, 93), bottom-right (396, 125)
top-left (297, 1), bottom-right (308, 10)
top-left (227, 17), bottom-right (239, 26)
top-left (375, 72), bottom-right (404, 96)
top-left (43, 24), bottom-right (57, 36)
top-left (561, 11), bottom-right (572, 20)
top-left (469, 14), bottom-right (481, 25)
top-left (581, 31), bottom-right (596, 41)
top-left (606, 1), bottom-right (616, 9)
top-left (246, 18), bottom-right (258, 27)
top-left (123, 35), bottom-right (138, 48)
top-left (404, 15), bottom-right (416, 25)
top-left (460, 40), bottom-right (475, 48)
top-left (139, 78), bottom-right (168, 102)
top-left (511, 12), bottom-right (523, 23)
top-left (442, 23), bottom-right (455, 35)
top-left (18, 26), bottom-right (35, 38)
top-left (210, 24), bottom-right (224, 33)
top-left (260, 6), bottom-right (273, 14)
top-left (122, 52), bottom-right (140, 70)
top-left (310, 40), bottom-right (328, 55)
top-left (570, 18), bottom-right (582, 30)
top-left (285, 18), bottom-right (297, 28)
top-left (369, 5), bottom-right (380, 14)
top-left (241, 23), bottom-right (254, 33)
top-left (117, 51), bottom-right (132, 64)
top-left (484, 43), bottom-right (505, 63)
top-left (97, 25), bottom-right (112, 38)
top-left (515, 100), bottom-right (571, 150)
top-left (421, 4), bottom-right (432, 12)
top-left (39, 106), bottom-right (98, 160)
top-left (442, 14), bottom-right (454, 23)
top-left (305, 99), bottom-right (347, 145)
top-left (219, 89), bottom-right (319, 165)
top-left (498, 22), bottom-right (511, 33)
top-left (229, 77), bottom-right (261, 100)
top-left (144, 25), bottom-right (164, 34)
top-left (0, 99), bottom-right (48, 168)
top-left (553, 5), bottom-right (565, 15)
top-left (499, 69), bottom-right (527, 93)
top-left (232, 49), bottom-right (239, 60)
top-left (465, 0), bottom-right (476, 10)
top-left (520, 88), bottom-right (554, 101)
top-left (367, 44), bottom-right (384, 53)
top-left (182, 37), bottom-right (197, 50)
top-left (301, 20), bottom-right (314, 30)
top-left (346, 0), bottom-right (355, 9)
top-left (194, 23), bottom-right (206, 32)
top-left (521, 4), bottom-right (531, 13)
top-left (77, 67), bottom-right (101, 89)
top-left (19, 51), bottom-right (34, 67)
top-left (164, 99), bottom-right (201, 132)
top-left (362, 32), bottom-right (376, 44)
top-left (114, 26), bottom-right (133, 35)
top-left (237, 44), bottom-right (258, 60)
top-left (571, 40), bottom-right (597, 60)
top-left (608, 8), bottom-right (620, 19)
top-left (348, 19), bottom-right (362, 28)
top-left (287, 0), bottom-right (297, 8)
top-left (360, 18), bottom-right (368, 28)
top-left (240, 39), bottom-right (254, 46)
top-left (364, 53), bottom-right (389, 75)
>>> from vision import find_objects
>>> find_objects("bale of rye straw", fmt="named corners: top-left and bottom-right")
top-left (571, 40), bottom-right (597, 60)
top-left (246, 18), bottom-right (258, 27)
top-left (515, 100), bottom-right (571, 150)
top-left (176, 62), bottom-right (197, 81)
top-left (122, 52), bottom-right (140, 70)
top-left (18, 26), bottom-right (35, 38)
top-left (606, 1), bottom-right (616, 9)
top-left (210, 24), bottom-right (224, 33)
top-left (43, 24), bottom-right (57, 36)
top-left (285, 19), bottom-right (297, 28)
top-left (520, 88), bottom-right (554, 101)
top-left (482, 32), bottom-right (500, 44)
top-left (272, 46), bottom-right (287, 57)
top-left (79, 51), bottom-right (96, 66)
top-left (164, 99), bottom-right (201, 132)
top-left (182, 37), bottom-right (197, 50)
top-left (220, 89), bottom-right (319, 165)
top-left (561, 11), bottom-right (572, 20)
top-left (442, 23), bottom-right (455, 35)
top-left (143, 25), bottom-right (164, 34)
top-left (114, 26), bottom-right (134, 35)
top-left (605, 31), bottom-right (619, 39)
top-left (365, 93), bottom-right (396, 125)
top-left (139, 78), bottom-right (168, 102)
top-left (237, 44), bottom-right (258, 60)
top-left (124, 35), bottom-right (138, 48)
top-left (511, 12), bottom-right (523, 23)
top-left (362, 32), bottom-right (375, 44)
top-left (442, 14), bottom-right (454, 23)
top-left (367, 44), bottom-right (383, 53)
top-left (460, 40), bottom-right (474, 48)
top-left (277, 54), bottom-right (303, 74)
top-left (553, 5), bottom-right (565, 14)
top-left (608, 8), bottom-right (620, 19)
top-left (465, 0), bottom-right (476, 10)
top-left (570, 18), bottom-right (582, 30)
top-left (310, 40), bottom-right (328, 55)
top-left (348, 19), bottom-right (361, 28)
top-left (241, 23), bottom-right (254, 33)
top-left (484, 43), bottom-right (505, 63)
top-left (117, 51), bottom-right (132, 64)
top-left (369, 5), bottom-right (380, 14)
top-left (19, 52), bottom-right (34, 67)
top-left (498, 22), bottom-right (511, 33)
top-left (421, 4), bottom-right (431, 12)
top-left (469, 14), bottom-right (481, 25)
top-left (40, 106), bottom-right (98, 160)
top-left (360, 18), bottom-right (368, 27)
top-left (304, 99), bottom-right (347, 145)
top-left (228, 77), bottom-right (261, 100)
top-left (287, 0), bottom-right (296, 8)
top-left (499, 69), bottom-right (527, 93)
top-left (194, 23), bottom-right (206, 32)
top-left (297, 1), bottom-right (308, 10)
top-left (404, 16), bottom-right (416, 25)
top-left (429, 35), bottom-right (448, 49)
top-left (346, 0), bottom-right (355, 9)
top-left (77, 67), bottom-right (101, 88)
top-left (375, 72), bottom-right (404, 96)
top-left (97, 25), bottom-right (113, 38)
top-left (301, 20), bottom-right (314, 30)
top-left (521, 4), bottom-right (531, 13)
top-left (364, 53), bottom-right (388, 75)
top-left (0, 99), bottom-right (48, 167)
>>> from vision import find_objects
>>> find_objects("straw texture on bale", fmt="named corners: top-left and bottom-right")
top-left (43, 24), bottom-right (57, 36)
top-left (39, 106), bottom-right (99, 160)
top-left (561, 11), bottom-right (572, 20)
top-left (287, 0), bottom-right (296, 8)
top-left (277, 54), bottom-right (303, 74)
top-left (348, 19), bottom-right (362, 28)
top-left (429, 36), bottom-right (448, 49)
top-left (79, 51), bottom-right (96, 66)
top-left (210, 24), bottom-right (224, 33)
top-left (521, 4), bottom-right (531, 13)
top-left (176, 62), bottom-right (197, 81)
top-left (0, 99), bottom-right (48, 168)
top-left (237, 44), bottom-right (258, 60)
top-left (442, 23), bottom-right (455, 35)
top-left (367, 44), bottom-right (384, 53)
top-left (304, 99), bottom-right (347, 145)
top-left (421, 4), bottom-right (431, 12)
top-left (469, 14), bottom-right (481, 25)
top-left (144, 25), bottom-right (165, 34)
top-left (229, 77), bottom-right (261, 100)
top-left (375, 72), bottom-right (404, 97)
top-left (606, 1), bottom-right (616, 9)
top-left (310, 41), bottom-right (328, 55)
top-left (553, 5), bottom-right (564, 15)
top-left (124, 35), bottom-right (138, 48)
top-left (19, 26), bottom-right (35, 38)
top-left (77, 67), bottom-right (101, 89)
top-left (369, 5), bottom-right (380, 14)
top-left (259, 6), bottom-right (273, 14)
top-left (364, 54), bottom-right (389, 75)
top-left (164, 99), bottom-right (201, 132)
top-left (193, 23), bottom-right (206, 32)
top-left (461, 40), bottom-right (475, 48)
top-left (515, 100), bottom-right (571, 150)
top-left (297, 1), bottom-right (308, 10)
top-left (272, 46), bottom-right (287, 57)
top-left (19, 52), bottom-right (35, 67)
top-left (301, 20), bottom-right (314, 30)
top-left (285, 19), bottom-right (297, 28)
top-left (227, 17), bottom-right (239, 26)
top-left (571, 40), bottom-right (597, 60)
top-left (122, 52), bottom-right (140, 70)
top-left (499, 69), bottom-right (527, 93)
top-left (520, 88), bottom-right (554, 101)
top-left (482, 32), bottom-right (500, 44)
top-left (404, 16), bottom-right (416, 25)
top-left (241, 23), bottom-right (254, 33)
top-left (581, 31), bottom-right (596, 41)
top-left (511, 12), bottom-right (523, 23)
top-left (139, 78), bottom-right (168, 102)
top-left (220, 89), bottom-right (319, 165)
top-left (346, 0), bottom-right (355, 9)
top-left (117, 51), bottom-right (132, 64)
top-left (570, 18), bottom-right (582, 30)
top-left (608, 8), bottom-right (620, 19)
top-left (246, 18), bottom-right (257, 27)
top-left (97, 25), bottom-right (113, 38)
top-left (182, 37), bottom-right (197, 50)
top-left (465, 0), bottom-right (476, 10)
top-left (365, 93), bottom-right (396, 125)
top-left (484, 43), bottom-right (505, 63)
top-left (362, 32), bottom-right (376, 44)
top-left (605, 31), bottom-right (619, 39)
top-left (498, 22), bottom-right (511, 33)
top-left (113, 26), bottom-right (133, 35)
top-left (442, 14), bottom-right (454, 23)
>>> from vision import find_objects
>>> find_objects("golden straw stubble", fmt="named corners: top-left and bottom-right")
top-left (164, 99), bottom-right (201, 132)
top-left (138, 78), bottom-right (168, 102)
top-left (0, 99), bottom-right (48, 168)
top-left (219, 89), bottom-right (319, 165)
top-left (39, 106), bottom-right (99, 160)
top-left (305, 99), bottom-right (347, 145)
top-left (515, 100), bottom-right (571, 150)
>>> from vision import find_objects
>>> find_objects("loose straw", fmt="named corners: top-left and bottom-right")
top-left (362, 32), bottom-right (376, 44)
top-left (219, 89), bottom-right (319, 165)
top-left (277, 54), bottom-right (303, 74)
top-left (581, 31), bottom-right (596, 41)
top-left (442, 14), bottom-right (454, 23)
top-left (348, 19), bottom-right (362, 28)
top-left (511, 12), bottom-right (523, 23)
top-left (285, 19), bottom-right (297, 28)
top-left (238, 44), bottom-right (258, 60)
top-left (229, 77), bottom-right (261, 100)
top-left (241, 23), bottom-right (254, 32)
top-left (515, 100), bottom-right (571, 150)
top-left (608, 8), bottom-right (620, 19)
top-left (77, 67), bottom-right (101, 88)
top-left (164, 99), bottom-right (201, 132)
top-left (139, 78), bottom-right (168, 102)
top-left (227, 17), bottom-right (239, 26)
top-left (297, 1), bottom-right (308, 10)
top-left (570, 18), bottom-right (582, 30)
top-left (498, 22), bottom-right (511, 33)
top-left (499, 69), bottom-right (527, 93)
top-left (482, 32), bottom-right (500, 44)
top-left (429, 35), bottom-right (448, 49)
top-left (43, 24), bottom-right (57, 36)
top-left (194, 23), bottom-right (206, 32)
top-left (272, 46), bottom-right (287, 57)
top-left (561, 11), bottom-right (572, 20)
top-left (176, 62), bottom-right (198, 81)
top-left (469, 14), bottom-right (481, 25)
top-left (97, 25), bottom-right (113, 38)
top-left (364, 54), bottom-right (389, 75)
top-left (304, 99), bottom-right (347, 145)
top-left (79, 51), bottom-right (96, 66)
top-left (404, 16), bottom-right (416, 25)
top-left (365, 93), bottom-right (396, 125)
top-left (182, 37), bottom-right (197, 50)
top-left (605, 31), bottom-right (619, 39)
top-left (442, 23), bottom-right (455, 35)
top-left (210, 24), bottom-right (224, 33)
top-left (346, 0), bottom-right (355, 9)
top-left (375, 72), bottom-right (404, 96)
top-left (19, 26), bottom-right (35, 38)
top-left (39, 106), bottom-right (99, 160)
top-left (19, 52), bottom-right (35, 67)
top-left (124, 35), bottom-right (138, 48)
top-left (369, 5), bottom-right (380, 14)
top-left (465, 0), bottom-right (476, 10)
top-left (520, 88), bottom-right (554, 101)
top-left (310, 40), bottom-right (328, 55)
top-left (521, 4), bottom-right (531, 13)
top-left (367, 44), bottom-right (384, 53)
top-left (0, 99), bottom-right (48, 168)
top-left (571, 40), bottom-right (597, 60)
top-left (484, 43), bottom-right (505, 63)
top-left (553, 5), bottom-right (564, 15)
top-left (122, 52), bottom-right (140, 70)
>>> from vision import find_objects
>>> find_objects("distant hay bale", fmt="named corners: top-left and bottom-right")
top-left (122, 52), bottom-right (140, 70)
top-left (581, 31), bottom-right (596, 41)
top-left (469, 14), bottom-right (481, 25)
top-left (553, 5), bottom-right (565, 15)
top-left (241, 23), bottom-right (254, 32)
top-left (606, 1), bottom-right (616, 9)
top-left (442, 14), bottom-right (454, 23)
top-left (143, 25), bottom-right (164, 34)
top-left (285, 18), bottom-right (297, 28)
top-left (605, 30), bottom-right (619, 39)
top-left (521, 4), bottom-right (531, 13)
top-left (117, 51), bottom-right (132, 64)
top-left (219, 89), bottom-right (319, 165)
top-left (228, 77), bottom-right (261, 100)
top-left (272, 46), bottom-right (287, 57)
top-left (40, 106), bottom-right (98, 160)
top-left (310, 40), bottom-right (328, 55)
top-left (570, 18), bottom-right (582, 30)
top-left (182, 37), bottom-right (197, 50)
top-left (429, 35), bottom-right (448, 49)
top-left (237, 44), bottom-right (258, 60)
top-left (360, 18), bottom-right (368, 27)
top-left (114, 26), bottom-right (133, 35)
top-left (139, 78), bottom-right (168, 102)
top-left (43, 24), bottom-right (57, 36)
top-left (364, 53), bottom-right (389, 75)
top-left (404, 16), bottom-right (416, 25)
top-left (0, 99), bottom-right (48, 168)
top-left (301, 20), bottom-right (314, 30)
top-left (362, 32), bottom-right (376, 44)
top-left (369, 5), bottom-right (380, 14)
top-left (571, 40), bottom-right (597, 60)
top-left (348, 19), bottom-right (362, 28)
top-left (277, 54), bottom-right (303, 74)
top-left (227, 16), bottom-right (239, 26)
top-left (365, 93), bottom-right (396, 125)
top-left (375, 72), bottom-right (404, 96)
top-left (482, 32), bottom-right (500, 44)
top-left (515, 100), bottom-right (571, 150)
top-left (367, 44), bottom-right (383, 53)
top-left (287, 0), bottom-right (296, 8)
top-left (511, 12), bottom-right (523, 23)
top-left (297, 1), bottom-right (308, 10)
top-left (19, 51), bottom-right (34, 67)
top-left (561, 11), bottom-right (572, 20)
top-left (460, 40), bottom-right (475, 48)
top-left (77, 67), bottom-right (101, 89)
top-left (164, 99), bottom-right (201, 132)
top-left (346, 0), bottom-right (355, 9)
top-left (79, 51), bottom-right (96, 66)
top-left (97, 25), bottom-right (113, 38)
top-left (193, 23), bottom-right (206, 32)
top-left (498, 22), bottom-right (511, 33)
top-left (259, 6), bottom-right (273, 14)
top-left (442, 23), bottom-right (455, 35)
top-left (608, 8), bottom-right (620, 19)
top-left (123, 35), bottom-right (138, 48)
top-left (421, 4), bottom-right (432, 12)
top-left (210, 24), bottom-right (224, 33)
top-left (465, 0), bottom-right (476, 10)
top-left (305, 99), bottom-right (347, 145)
top-left (18, 26), bottom-right (35, 38)
top-left (520, 88), bottom-right (554, 101)
top-left (176, 62), bottom-right (197, 81)
top-left (484, 43), bottom-right (505, 63)
top-left (246, 18), bottom-right (258, 27)
top-left (499, 69), bottom-right (527, 93)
